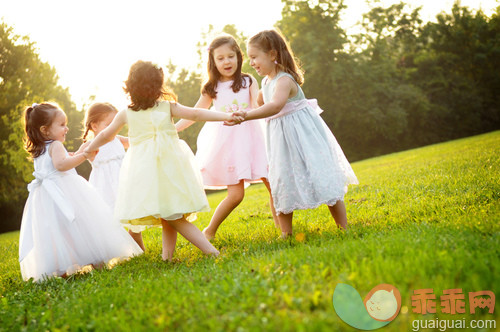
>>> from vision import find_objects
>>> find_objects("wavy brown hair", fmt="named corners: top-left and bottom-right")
top-left (202, 34), bottom-right (252, 99)
top-left (248, 29), bottom-right (304, 85)
top-left (82, 102), bottom-right (118, 142)
top-left (124, 60), bottom-right (177, 111)
top-left (23, 102), bottom-right (61, 159)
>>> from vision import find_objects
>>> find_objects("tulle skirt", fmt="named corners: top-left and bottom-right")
top-left (19, 171), bottom-right (143, 282)
top-left (115, 134), bottom-right (210, 233)
top-left (266, 105), bottom-right (358, 214)
top-left (196, 120), bottom-right (268, 189)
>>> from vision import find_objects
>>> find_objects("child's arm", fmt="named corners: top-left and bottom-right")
top-left (175, 94), bottom-right (213, 132)
top-left (257, 90), bottom-right (264, 107)
top-left (244, 76), bottom-right (296, 121)
top-left (85, 110), bottom-right (127, 154)
top-left (50, 141), bottom-right (91, 171)
top-left (117, 135), bottom-right (129, 149)
top-left (73, 140), bottom-right (90, 155)
top-left (248, 75), bottom-right (260, 109)
top-left (76, 141), bottom-right (96, 162)
top-left (171, 102), bottom-right (235, 123)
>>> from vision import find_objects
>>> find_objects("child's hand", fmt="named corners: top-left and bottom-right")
top-left (74, 140), bottom-right (92, 154)
top-left (224, 111), bottom-right (245, 126)
top-left (233, 110), bottom-right (246, 122)
top-left (83, 148), bottom-right (98, 161)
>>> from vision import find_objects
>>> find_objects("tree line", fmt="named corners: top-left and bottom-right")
top-left (1, 0), bottom-right (499, 232)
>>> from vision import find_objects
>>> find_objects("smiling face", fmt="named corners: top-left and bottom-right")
top-left (213, 43), bottom-right (238, 81)
top-left (44, 110), bottom-right (68, 143)
top-left (365, 289), bottom-right (398, 321)
top-left (247, 43), bottom-right (277, 78)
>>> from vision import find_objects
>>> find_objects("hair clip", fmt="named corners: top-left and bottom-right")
top-left (274, 60), bottom-right (278, 65)
top-left (31, 103), bottom-right (39, 108)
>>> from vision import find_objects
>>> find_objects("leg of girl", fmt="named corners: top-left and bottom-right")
top-left (278, 212), bottom-right (293, 237)
top-left (202, 180), bottom-right (245, 240)
top-left (328, 201), bottom-right (348, 229)
top-left (261, 178), bottom-right (279, 229)
top-left (161, 220), bottom-right (177, 261)
top-left (128, 230), bottom-right (145, 251)
top-left (166, 217), bottom-right (220, 255)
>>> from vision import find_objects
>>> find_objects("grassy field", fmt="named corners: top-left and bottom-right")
top-left (0, 131), bottom-right (499, 331)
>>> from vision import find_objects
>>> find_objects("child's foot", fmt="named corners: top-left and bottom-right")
top-left (208, 249), bottom-right (220, 257)
top-left (202, 228), bottom-right (215, 241)
top-left (278, 232), bottom-right (292, 240)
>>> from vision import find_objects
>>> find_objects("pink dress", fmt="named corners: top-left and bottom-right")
top-left (196, 77), bottom-right (268, 189)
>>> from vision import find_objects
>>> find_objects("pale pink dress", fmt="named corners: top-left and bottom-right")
top-left (196, 77), bottom-right (268, 189)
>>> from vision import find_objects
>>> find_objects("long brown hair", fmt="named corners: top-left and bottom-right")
top-left (124, 60), bottom-right (177, 111)
top-left (23, 102), bottom-right (61, 159)
top-left (248, 29), bottom-right (304, 85)
top-left (82, 102), bottom-right (118, 142)
top-left (202, 34), bottom-right (252, 99)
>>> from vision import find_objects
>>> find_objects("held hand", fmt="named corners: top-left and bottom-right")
top-left (232, 110), bottom-right (246, 121)
top-left (224, 111), bottom-right (246, 126)
top-left (74, 140), bottom-right (92, 155)
top-left (83, 148), bottom-right (98, 161)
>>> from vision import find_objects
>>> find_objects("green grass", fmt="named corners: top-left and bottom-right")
top-left (1, 131), bottom-right (499, 331)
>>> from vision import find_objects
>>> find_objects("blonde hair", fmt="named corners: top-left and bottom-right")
top-left (82, 102), bottom-right (118, 142)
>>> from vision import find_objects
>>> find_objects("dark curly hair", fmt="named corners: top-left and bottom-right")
top-left (23, 102), bottom-right (61, 159)
top-left (202, 34), bottom-right (252, 99)
top-left (124, 60), bottom-right (177, 111)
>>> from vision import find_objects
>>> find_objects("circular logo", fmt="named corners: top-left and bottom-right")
top-left (364, 284), bottom-right (402, 322)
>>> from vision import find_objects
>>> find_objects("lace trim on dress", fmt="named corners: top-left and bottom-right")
top-left (91, 154), bottom-right (124, 166)
top-left (275, 196), bottom-right (345, 215)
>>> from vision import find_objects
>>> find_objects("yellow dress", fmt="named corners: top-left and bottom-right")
top-left (115, 101), bottom-right (210, 231)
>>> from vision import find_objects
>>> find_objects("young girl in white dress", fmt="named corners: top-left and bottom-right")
top-left (83, 103), bottom-right (127, 209)
top-left (19, 102), bottom-right (143, 282)
top-left (176, 34), bottom-right (278, 240)
top-left (82, 103), bottom-right (144, 250)
top-left (231, 30), bottom-right (358, 237)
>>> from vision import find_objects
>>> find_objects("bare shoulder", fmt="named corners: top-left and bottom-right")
top-left (48, 140), bottom-right (65, 156)
top-left (49, 140), bottom-right (64, 150)
top-left (276, 75), bottom-right (297, 97)
top-left (276, 74), bottom-right (295, 85)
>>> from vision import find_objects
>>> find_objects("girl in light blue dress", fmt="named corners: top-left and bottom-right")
top-left (232, 30), bottom-right (358, 237)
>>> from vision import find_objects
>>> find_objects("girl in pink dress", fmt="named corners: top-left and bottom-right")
top-left (176, 34), bottom-right (278, 240)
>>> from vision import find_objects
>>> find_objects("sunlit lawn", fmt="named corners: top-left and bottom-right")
top-left (0, 131), bottom-right (498, 331)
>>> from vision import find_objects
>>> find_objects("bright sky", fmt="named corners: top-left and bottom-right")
top-left (2, 0), bottom-right (498, 110)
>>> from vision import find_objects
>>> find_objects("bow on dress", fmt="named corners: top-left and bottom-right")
top-left (19, 171), bottom-right (76, 262)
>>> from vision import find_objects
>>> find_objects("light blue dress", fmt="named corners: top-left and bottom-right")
top-left (262, 72), bottom-right (358, 214)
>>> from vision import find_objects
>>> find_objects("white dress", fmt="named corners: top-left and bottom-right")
top-left (18, 142), bottom-right (143, 282)
top-left (89, 137), bottom-right (125, 209)
top-left (262, 72), bottom-right (358, 214)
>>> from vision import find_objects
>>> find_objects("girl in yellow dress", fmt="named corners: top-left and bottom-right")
top-left (85, 60), bottom-right (242, 260)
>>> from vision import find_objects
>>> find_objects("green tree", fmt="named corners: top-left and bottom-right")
top-left (0, 21), bottom-right (83, 232)
top-left (406, 4), bottom-right (500, 141)
top-left (277, 0), bottom-right (427, 159)
top-left (278, 0), bottom-right (347, 112)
